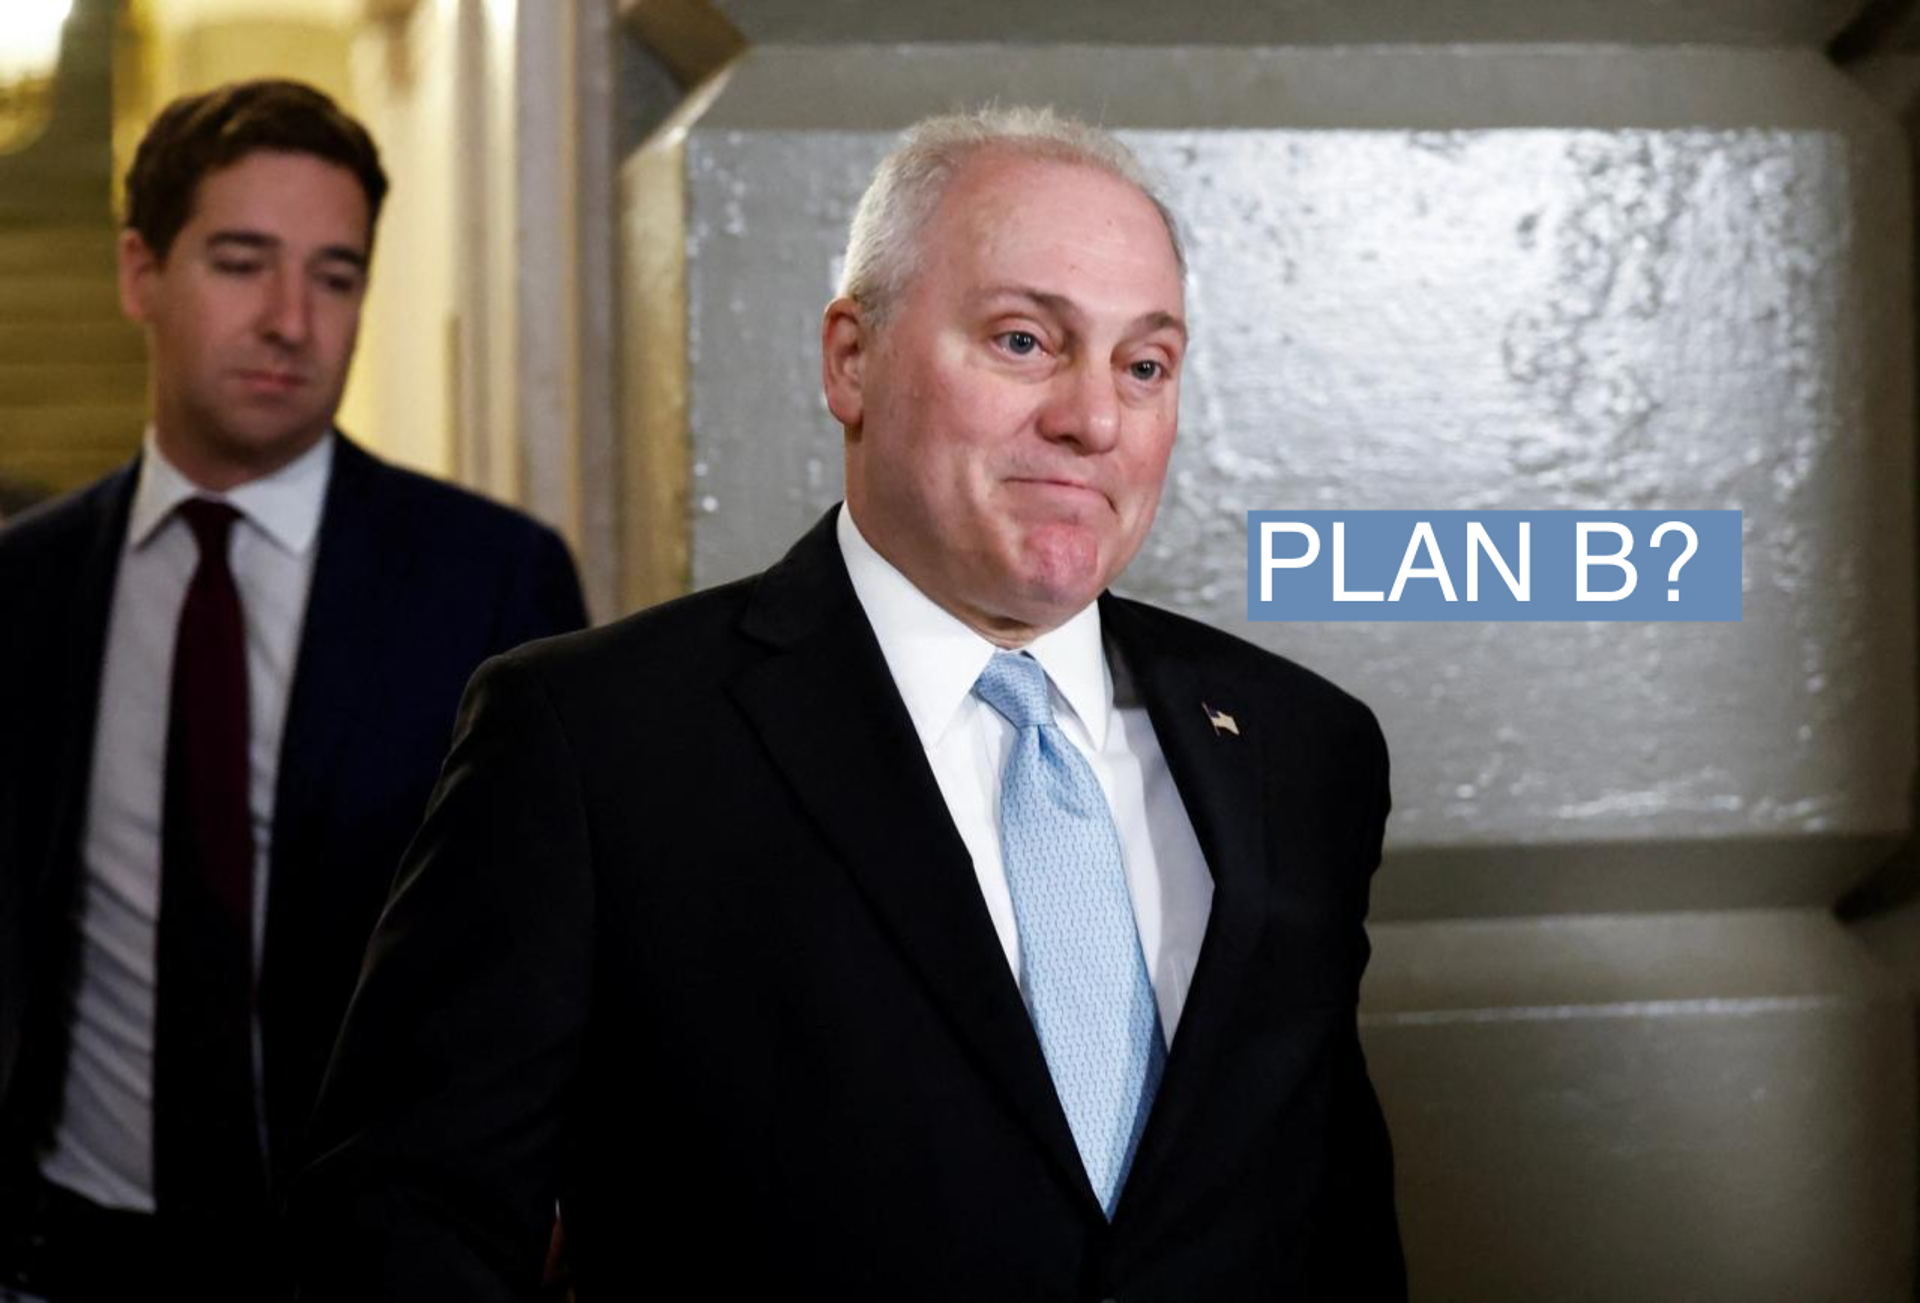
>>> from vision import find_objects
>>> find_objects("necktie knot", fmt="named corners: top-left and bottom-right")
top-left (177, 498), bottom-right (241, 565)
top-left (973, 651), bottom-right (1055, 731)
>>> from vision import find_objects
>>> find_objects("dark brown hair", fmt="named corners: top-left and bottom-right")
top-left (124, 78), bottom-right (388, 260)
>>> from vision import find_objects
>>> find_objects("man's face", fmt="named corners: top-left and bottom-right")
top-left (119, 149), bottom-right (371, 489)
top-left (827, 151), bottom-right (1187, 644)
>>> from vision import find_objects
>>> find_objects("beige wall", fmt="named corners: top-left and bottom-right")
top-left (340, 0), bottom-right (463, 478)
top-left (0, 0), bottom-right (141, 503)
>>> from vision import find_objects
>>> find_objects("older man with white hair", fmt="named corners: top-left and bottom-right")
top-left (293, 106), bottom-right (1405, 1302)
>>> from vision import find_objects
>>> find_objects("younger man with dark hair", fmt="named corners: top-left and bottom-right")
top-left (0, 78), bottom-right (587, 1300)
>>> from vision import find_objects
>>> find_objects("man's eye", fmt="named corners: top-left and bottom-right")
top-left (213, 260), bottom-right (262, 276)
top-left (1130, 359), bottom-right (1165, 381)
top-left (999, 331), bottom-right (1040, 356)
top-left (319, 273), bottom-right (362, 295)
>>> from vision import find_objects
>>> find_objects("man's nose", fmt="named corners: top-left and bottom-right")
top-left (1037, 357), bottom-right (1122, 452)
top-left (260, 266), bottom-right (311, 347)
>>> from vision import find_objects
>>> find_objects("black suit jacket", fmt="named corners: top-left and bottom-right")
top-left (293, 507), bottom-right (1404, 1302)
top-left (0, 434), bottom-right (588, 1200)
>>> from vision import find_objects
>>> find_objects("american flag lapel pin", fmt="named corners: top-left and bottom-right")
top-left (1203, 703), bottom-right (1239, 737)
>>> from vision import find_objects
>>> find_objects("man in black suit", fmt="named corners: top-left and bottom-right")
top-left (294, 107), bottom-right (1403, 1301)
top-left (0, 80), bottom-right (586, 1300)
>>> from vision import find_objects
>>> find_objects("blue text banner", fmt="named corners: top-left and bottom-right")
top-left (1245, 510), bottom-right (1743, 622)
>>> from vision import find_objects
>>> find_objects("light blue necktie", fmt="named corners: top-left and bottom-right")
top-left (974, 650), bottom-right (1166, 1217)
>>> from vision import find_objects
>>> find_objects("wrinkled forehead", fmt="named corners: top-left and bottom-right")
top-left (945, 150), bottom-right (1177, 248)
top-left (923, 155), bottom-right (1185, 317)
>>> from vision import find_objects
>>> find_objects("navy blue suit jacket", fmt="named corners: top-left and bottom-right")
top-left (0, 434), bottom-right (588, 1198)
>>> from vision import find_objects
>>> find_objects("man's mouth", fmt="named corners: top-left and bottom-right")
top-left (234, 369), bottom-right (307, 394)
top-left (1007, 477), bottom-right (1107, 506)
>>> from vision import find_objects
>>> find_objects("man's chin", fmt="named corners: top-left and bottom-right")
top-left (1017, 524), bottom-right (1124, 601)
top-left (1002, 568), bottom-right (1109, 633)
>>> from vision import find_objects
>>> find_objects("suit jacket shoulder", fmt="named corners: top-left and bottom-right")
top-left (0, 465), bottom-right (134, 593)
top-left (340, 439), bottom-right (560, 547)
top-left (471, 504), bottom-right (859, 742)
top-left (324, 435), bottom-right (586, 636)
top-left (487, 568), bottom-right (757, 689)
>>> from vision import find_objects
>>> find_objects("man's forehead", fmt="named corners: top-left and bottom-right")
top-left (938, 154), bottom-right (1179, 264)
top-left (182, 151), bottom-right (372, 246)
top-left (943, 151), bottom-right (1148, 220)
top-left (192, 150), bottom-right (364, 208)
top-left (918, 169), bottom-right (1182, 324)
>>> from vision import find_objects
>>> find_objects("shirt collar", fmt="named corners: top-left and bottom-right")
top-left (127, 428), bottom-right (334, 557)
top-left (836, 503), bottom-right (1111, 751)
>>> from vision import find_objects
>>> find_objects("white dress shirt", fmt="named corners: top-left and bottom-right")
top-left (39, 430), bottom-right (333, 1212)
top-left (836, 505), bottom-right (1214, 1042)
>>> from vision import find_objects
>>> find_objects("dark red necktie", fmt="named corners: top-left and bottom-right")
top-left (154, 498), bottom-right (265, 1211)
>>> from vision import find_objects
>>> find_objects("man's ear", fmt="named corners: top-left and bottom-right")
top-left (821, 296), bottom-right (869, 431)
top-left (118, 228), bottom-right (161, 325)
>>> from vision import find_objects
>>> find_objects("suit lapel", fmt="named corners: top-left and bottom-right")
top-left (41, 466), bottom-right (139, 903)
top-left (1098, 595), bottom-right (1271, 1217)
top-left (262, 437), bottom-right (404, 1181)
top-left (730, 511), bottom-right (1099, 1211)
top-left (0, 463), bottom-right (134, 1129)
top-left (268, 437), bottom-right (385, 889)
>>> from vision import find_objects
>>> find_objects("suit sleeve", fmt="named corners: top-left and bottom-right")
top-left (1314, 705), bottom-right (1408, 1301)
top-left (290, 654), bottom-right (592, 1302)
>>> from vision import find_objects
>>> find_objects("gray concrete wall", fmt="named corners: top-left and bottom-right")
top-left (618, 8), bottom-right (1918, 1298)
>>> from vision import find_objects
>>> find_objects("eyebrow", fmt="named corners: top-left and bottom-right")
top-left (205, 229), bottom-right (369, 271)
top-left (978, 285), bottom-right (1188, 344)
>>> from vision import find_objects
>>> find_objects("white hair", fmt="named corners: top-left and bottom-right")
top-left (837, 105), bottom-right (1187, 326)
